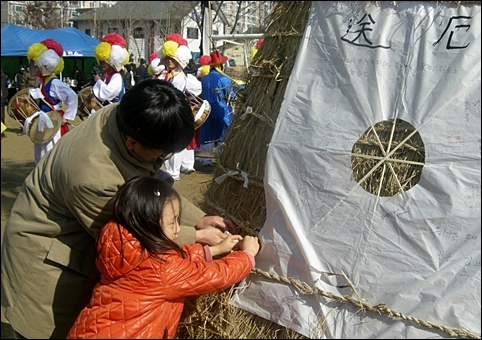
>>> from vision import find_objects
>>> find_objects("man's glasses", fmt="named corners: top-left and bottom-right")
top-left (148, 149), bottom-right (173, 162)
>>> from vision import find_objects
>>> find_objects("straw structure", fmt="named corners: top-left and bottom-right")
top-left (177, 2), bottom-right (312, 338)
top-left (177, 1), bottom-right (480, 339)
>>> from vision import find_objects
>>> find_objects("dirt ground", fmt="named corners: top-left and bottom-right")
top-left (0, 109), bottom-right (216, 337)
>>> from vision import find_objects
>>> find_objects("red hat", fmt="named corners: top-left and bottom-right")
top-left (198, 55), bottom-right (211, 66)
top-left (208, 50), bottom-right (228, 66)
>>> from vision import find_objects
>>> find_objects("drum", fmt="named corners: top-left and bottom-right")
top-left (7, 88), bottom-right (42, 126)
top-left (185, 91), bottom-right (211, 130)
top-left (77, 86), bottom-right (103, 118)
top-left (7, 88), bottom-right (62, 144)
top-left (192, 99), bottom-right (211, 130)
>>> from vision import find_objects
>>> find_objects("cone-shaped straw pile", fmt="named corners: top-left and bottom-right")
top-left (176, 1), bottom-right (312, 338)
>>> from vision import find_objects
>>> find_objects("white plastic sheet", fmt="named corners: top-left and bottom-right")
top-left (231, 2), bottom-right (481, 338)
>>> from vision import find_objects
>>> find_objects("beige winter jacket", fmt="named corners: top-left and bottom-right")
top-left (1, 103), bottom-right (205, 339)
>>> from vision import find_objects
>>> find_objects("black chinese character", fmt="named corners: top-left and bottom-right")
top-left (341, 14), bottom-right (390, 49)
top-left (433, 16), bottom-right (471, 50)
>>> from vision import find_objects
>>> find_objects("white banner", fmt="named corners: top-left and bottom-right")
top-left (232, 1), bottom-right (481, 338)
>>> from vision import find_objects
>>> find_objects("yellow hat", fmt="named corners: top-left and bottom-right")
top-left (27, 38), bottom-right (65, 76)
top-left (94, 33), bottom-right (129, 72)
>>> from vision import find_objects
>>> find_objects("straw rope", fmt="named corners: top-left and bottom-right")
top-left (251, 268), bottom-right (481, 339)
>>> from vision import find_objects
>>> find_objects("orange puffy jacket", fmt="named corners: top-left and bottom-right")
top-left (67, 221), bottom-right (254, 339)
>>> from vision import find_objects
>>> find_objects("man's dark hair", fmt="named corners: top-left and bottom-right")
top-left (117, 79), bottom-right (194, 152)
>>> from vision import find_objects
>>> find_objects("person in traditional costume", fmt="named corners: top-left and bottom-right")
top-left (159, 33), bottom-right (194, 180)
top-left (197, 50), bottom-right (240, 166)
top-left (180, 59), bottom-right (204, 174)
top-left (147, 51), bottom-right (167, 79)
top-left (92, 32), bottom-right (129, 105)
top-left (249, 39), bottom-right (264, 77)
top-left (197, 55), bottom-right (212, 80)
top-left (250, 39), bottom-right (264, 62)
top-left (26, 38), bottom-right (78, 164)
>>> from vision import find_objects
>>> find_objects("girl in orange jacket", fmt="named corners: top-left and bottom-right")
top-left (67, 176), bottom-right (260, 339)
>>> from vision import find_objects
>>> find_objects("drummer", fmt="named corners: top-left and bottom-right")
top-left (26, 38), bottom-right (78, 165)
top-left (91, 33), bottom-right (129, 105)
top-left (159, 33), bottom-right (195, 181)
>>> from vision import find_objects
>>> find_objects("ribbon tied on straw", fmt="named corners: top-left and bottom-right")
top-left (240, 106), bottom-right (253, 120)
top-left (215, 170), bottom-right (250, 188)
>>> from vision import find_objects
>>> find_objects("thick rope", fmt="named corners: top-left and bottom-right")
top-left (251, 267), bottom-right (481, 339)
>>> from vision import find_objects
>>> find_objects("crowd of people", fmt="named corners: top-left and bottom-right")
top-left (1, 32), bottom-right (258, 339)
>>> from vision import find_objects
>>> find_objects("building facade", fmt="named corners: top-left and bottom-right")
top-left (1, 1), bottom-right (273, 66)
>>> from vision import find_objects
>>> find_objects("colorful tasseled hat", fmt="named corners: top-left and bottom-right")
top-left (94, 33), bottom-right (129, 71)
top-left (147, 51), bottom-right (165, 76)
top-left (250, 39), bottom-right (264, 62)
top-left (27, 38), bottom-right (65, 76)
top-left (198, 55), bottom-right (211, 78)
top-left (160, 33), bottom-right (192, 69)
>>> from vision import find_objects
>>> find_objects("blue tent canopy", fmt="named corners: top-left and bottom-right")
top-left (1, 24), bottom-right (100, 57)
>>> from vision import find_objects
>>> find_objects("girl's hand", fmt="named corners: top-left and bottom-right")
top-left (239, 235), bottom-right (260, 257)
top-left (209, 234), bottom-right (243, 257)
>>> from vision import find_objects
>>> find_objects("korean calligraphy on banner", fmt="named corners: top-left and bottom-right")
top-left (231, 1), bottom-right (480, 339)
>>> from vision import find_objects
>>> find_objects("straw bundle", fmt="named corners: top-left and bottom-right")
top-left (177, 1), bottom-right (480, 339)
top-left (176, 1), bottom-right (312, 338)
top-left (198, 1), bottom-right (312, 234)
top-left (351, 118), bottom-right (425, 197)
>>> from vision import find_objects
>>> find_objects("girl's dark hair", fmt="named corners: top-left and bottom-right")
top-left (116, 79), bottom-right (194, 152)
top-left (111, 176), bottom-right (185, 262)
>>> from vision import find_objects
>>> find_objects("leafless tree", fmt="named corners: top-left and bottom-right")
top-left (23, 1), bottom-right (70, 30)
top-left (188, 1), bottom-right (274, 34)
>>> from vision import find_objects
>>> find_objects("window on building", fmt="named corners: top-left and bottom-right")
top-left (213, 29), bottom-right (219, 35)
top-left (15, 5), bottom-right (23, 11)
top-left (134, 27), bottom-right (144, 38)
top-left (187, 27), bottom-right (198, 39)
top-left (71, 11), bottom-right (79, 17)
top-left (108, 27), bottom-right (118, 33)
top-left (90, 3), bottom-right (95, 8)
top-left (85, 29), bottom-right (91, 36)
top-left (70, 1), bottom-right (80, 6)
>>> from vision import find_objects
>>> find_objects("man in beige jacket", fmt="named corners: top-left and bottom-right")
top-left (1, 79), bottom-right (235, 339)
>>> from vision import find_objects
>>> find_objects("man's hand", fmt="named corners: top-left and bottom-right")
top-left (195, 227), bottom-right (228, 246)
top-left (196, 215), bottom-right (237, 234)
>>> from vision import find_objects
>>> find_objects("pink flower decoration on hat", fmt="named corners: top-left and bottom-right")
top-left (40, 38), bottom-right (63, 57)
top-left (102, 32), bottom-right (126, 48)
top-left (148, 51), bottom-right (160, 63)
top-left (198, 55), bottom-right (211, 66)
top-left (255, 39), bottom-right (264, 50)
top-left (166, 33), bottom-right (187, 46)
